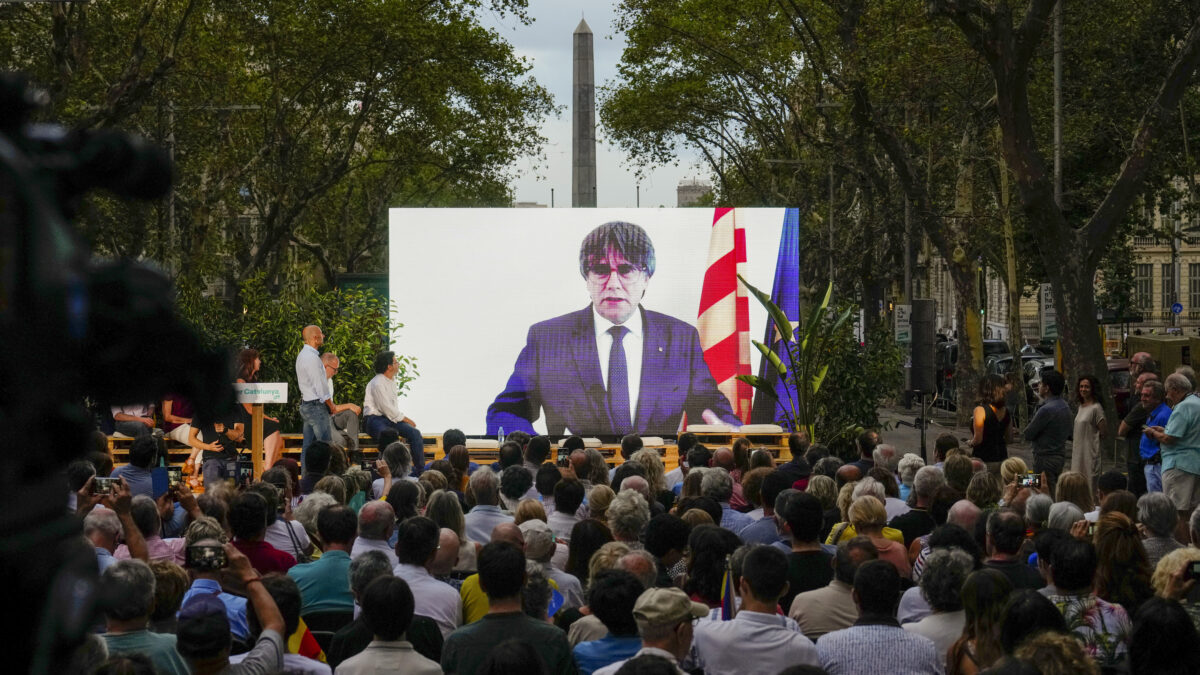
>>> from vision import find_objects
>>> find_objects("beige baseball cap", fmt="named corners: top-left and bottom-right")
top-left (632, 587), bottom-right (709, 625)
top-left (518, 519), bottom-right (556, 561)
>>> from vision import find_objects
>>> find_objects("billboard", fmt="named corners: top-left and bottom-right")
top-left (388, 208), bottom-right (792, 435)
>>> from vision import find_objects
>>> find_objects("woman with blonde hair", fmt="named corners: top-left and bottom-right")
top-left (826, 480), bottom-right (905, 546)
top-left (966, 472), bottom-right (1003, 510)
top-left (1000, 457), bottom-right (1029, 486)
top-left (846, 495), bottom-right (911, 576)
top-left (426, 488), bottom-right (480, 573)
top-left (1055, 471), bottom-right (1094, 514)
top-left (587, 485), bottom-right (616, 523)
top-left (630, 448), bottom-right (667, 494)
top-left (514, 498), bottom-right (547, 525)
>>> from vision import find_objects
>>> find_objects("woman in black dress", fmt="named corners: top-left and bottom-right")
top-left (236, 348), bottom-right (285, 467)
top-left (969, 373), bottom-right (1010, 471)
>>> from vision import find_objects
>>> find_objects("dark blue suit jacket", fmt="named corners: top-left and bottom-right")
top-left (486, 306), bottom-right (740, 435)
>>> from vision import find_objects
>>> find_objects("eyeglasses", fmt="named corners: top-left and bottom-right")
top-left (587, 263), bottom-right (644, 283)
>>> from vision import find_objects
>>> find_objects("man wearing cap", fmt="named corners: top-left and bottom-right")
top-left (176, 542), bottom-right (286, 674)
top-left (592, 586), bottom-right (707, 675)
top-left (442, 541), bottom-right (576, 674)
top-left (486, 221), bottom-right (740, 436)
top-left (692, 545), bottom-right (819, 674)
top-left (522, 518), bottom-right (585, 609)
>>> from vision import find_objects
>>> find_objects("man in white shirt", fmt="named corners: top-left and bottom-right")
top-left (112, 402), bottom-right (157, 440)
top-left (392, 517), bottom-right (462, 639)
top-left (321, 352), bottom-right (362, 459)
top-left (295, 325), bottom-right (333, 467)
top-left (362, 350), bottom-right (424, 466)
top-left (350, 501), bottom-right (398, 568)
top-left (464, 469), bottom-right (513, 544)
top-left (693, 545), bottom-right (819, 674)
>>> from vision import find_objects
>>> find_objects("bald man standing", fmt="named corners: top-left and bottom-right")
top-left (296, 325), bottom-right (333, 468)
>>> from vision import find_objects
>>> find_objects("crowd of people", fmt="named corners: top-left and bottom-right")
top-left (73, 334), bottom-right (1200, 674)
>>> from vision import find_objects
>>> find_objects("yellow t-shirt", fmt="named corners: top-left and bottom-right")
top-left (459, 573), bottom-right (562, 624)
top-left (825, 523), bottom-right (904, 546)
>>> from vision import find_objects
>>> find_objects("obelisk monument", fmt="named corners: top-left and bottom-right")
top-left (572, 18), bottom-right (596, 207)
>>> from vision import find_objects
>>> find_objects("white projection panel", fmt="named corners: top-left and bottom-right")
top-left (388, 208), bottom-right (789, 434)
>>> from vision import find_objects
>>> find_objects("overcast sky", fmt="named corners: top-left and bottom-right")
top-left (481, 0), bottom-right (707, 208)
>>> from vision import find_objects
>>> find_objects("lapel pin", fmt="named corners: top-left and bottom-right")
top-left (658, 347), bottom-right (663, 352)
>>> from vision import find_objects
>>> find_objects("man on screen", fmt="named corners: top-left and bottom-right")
top-left (487, 221), bottom-right (740, 436)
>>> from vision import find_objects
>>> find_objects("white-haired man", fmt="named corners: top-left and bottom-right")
top-left (1146, 372), bottom-right (1200, 541)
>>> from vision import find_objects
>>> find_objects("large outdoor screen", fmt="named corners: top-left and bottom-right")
top-left (389, 208), bottom-right (795, 435)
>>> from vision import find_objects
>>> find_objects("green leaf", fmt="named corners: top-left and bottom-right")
top-left (753, 340), bottom-right (788, 375)
top-left (736, 374), bottom-right (778, 399)
top-left (739, 273), bottom-right (794, 338)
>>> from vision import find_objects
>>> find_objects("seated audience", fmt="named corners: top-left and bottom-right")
top-left (231, 575), bottom-right (328, 673)
top-left (593, 587), bottom-right (708, 675)
top-left (574, 570), bottom-right (645, 675)
top-left (1136, 491), bottom-right (1182, 568)
top-left (815, 559), bottom-right (940, 673)
top-left (350, 500), bottom-right (398, 567)
top-left (101, 559), bottom-right (190, 675)
top-left (693, 545), bottom-right (819, 674)
top-left (175, 543), bottom-right (285, 673)
top-left (1046, 537), bottom-right (1131, 667)
top-left (336, 575), bottom-right (442, 674)
top-left (287, 503), bottom-right (356, 614)
top-left (902, 547), bottom-right (973, 669)
top-left (442, 541), bottom-right (576, 674)
top-left (465, 469), bottom-right (514, 544)
top-left (392, 516), bottom-right (462, 638)
top-left (229, 492), bottom-right (295, 574)
top-left (983, 509), bottom-right (1043, 590)
top-left (946, 568), bottom-right (1013, 674)
top-left (789, 537), bottom-right (878, 640)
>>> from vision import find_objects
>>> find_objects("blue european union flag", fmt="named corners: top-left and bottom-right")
top-left (749, 208), bottom-right (801, 426)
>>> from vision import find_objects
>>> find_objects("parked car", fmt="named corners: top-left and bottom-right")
top-left (1023, 357), bottom-right (1131, 419)
top-left (934, 339), bottom-right (1012, 408)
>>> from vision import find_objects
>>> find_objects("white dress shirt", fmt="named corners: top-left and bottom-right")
top-left (295, 345), bottom-right (329, 402)
top-left (393, 563), bottom-right (462, 638)
top-left (664, 466), bottom-right (684, 490)
top-left (693, 610), bottom-right (819, 675)
top-left (547, 510), bottom-right (579, 542)
top-left (363, 373), bottom-right (405, 422)
top-left (885, 497), bottom-right (912, 521)
top-left (593, 305), bottom-right (643, 425)
top-left (350, 537), bottom-right (398, 569)
top-left (112, 403), bottom-right (154, 418)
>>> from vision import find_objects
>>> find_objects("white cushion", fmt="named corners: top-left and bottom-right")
top-left (465, 439), bottom-right (499, 449)
top-left (738, 424), bottom-right (785, 434)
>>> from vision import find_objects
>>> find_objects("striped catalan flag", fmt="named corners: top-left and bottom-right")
top-left (697, 207), bottom-right (752, 424)
top-left (719, 554), bottom-right (737, 620)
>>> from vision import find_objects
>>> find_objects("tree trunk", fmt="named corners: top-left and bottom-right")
top-left (950, 259), bottom-right (984, 425)
top-left (999, 127), bottom-right (1029, 427)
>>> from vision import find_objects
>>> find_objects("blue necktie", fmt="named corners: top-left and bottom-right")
top-left (608, 325), bottom-right (633, 434)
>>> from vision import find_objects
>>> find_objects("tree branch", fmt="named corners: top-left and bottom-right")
top-left (1082, 11), bottom-right (1200, 255)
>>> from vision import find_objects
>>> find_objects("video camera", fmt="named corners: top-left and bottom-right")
top-left (0, 73), bottom-right (233, 672)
